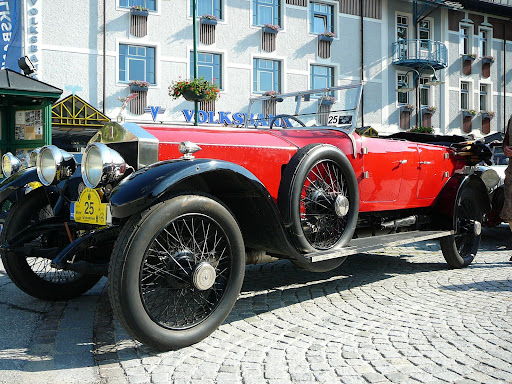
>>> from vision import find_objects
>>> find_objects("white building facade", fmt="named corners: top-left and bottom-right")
top-left (21, 0), bottom-right (512, 137)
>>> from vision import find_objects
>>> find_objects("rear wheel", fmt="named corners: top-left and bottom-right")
top-left (440, 187), bottom-right (482, 268)
top-left (0, 188), bottom-right (101, 300)
top-left (108, 195), bottom-right (245, 350)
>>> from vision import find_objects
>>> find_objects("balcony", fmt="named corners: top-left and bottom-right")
top-left (392, 40), bottom-right (448, 70)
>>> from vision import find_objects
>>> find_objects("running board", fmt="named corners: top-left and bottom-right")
top-left (305, 230), bottom-right (454, 263)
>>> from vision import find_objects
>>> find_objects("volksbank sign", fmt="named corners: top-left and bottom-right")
top-left (182, 110), bottom-right (290, 127)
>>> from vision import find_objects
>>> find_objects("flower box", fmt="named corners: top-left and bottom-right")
top-left (182, 89), bottom-right (208, 102)
top-left (200, 17), bottom-right (217, 26)
top-left (263, 26), bottom-right (278, 34)
top-left (130, 8), bottom-right (149, 17)
top-left (422, 107), bottom-right (436, 114)
top-left (130, 84), bottom-right (148, 92)
top-left (462, 110), bottom-right (476, 117)
top-left (481, 56), bottom-right (494, 64)
top-left (318, 35), bottom-right (334, 42)
top-left (401, 104), bottom-right (414, 112)
top-left (462, 54), bottom-right (476, 62)
top-left (481, 111), bottom-right (495, 119)
top-left (320, 97), bottom-right (336, 106)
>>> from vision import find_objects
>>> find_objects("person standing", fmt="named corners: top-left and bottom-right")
top-left (501, 117), bottom-right (512, 260)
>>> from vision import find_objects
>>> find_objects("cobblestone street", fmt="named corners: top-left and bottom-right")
top-left (1, 227), bottom-right (511, 384)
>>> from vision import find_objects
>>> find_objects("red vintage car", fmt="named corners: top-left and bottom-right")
top-left (0, 84), bottom-right (498, 350)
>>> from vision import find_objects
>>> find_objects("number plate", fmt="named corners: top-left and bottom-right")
top-left (72, 188), bottom-right (110, 225)
top-left (328, 115), bottom-right (352, 126)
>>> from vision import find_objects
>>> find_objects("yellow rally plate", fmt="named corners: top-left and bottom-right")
top-left (74, 188), bottom-right (108, 225)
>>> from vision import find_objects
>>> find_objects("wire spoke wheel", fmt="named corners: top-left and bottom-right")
top-left (108, 195), bottom-right (245, 350)
top-left (300, 159), bottom-right (349, 250)
top-left (0, 188), bottom-right (101, 300)
top-left (141, 213), bottom-right (231, 329)
top-left (440, 187), bottom-right (481, 268)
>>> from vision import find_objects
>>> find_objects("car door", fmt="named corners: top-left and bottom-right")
top-left (360, 137), bottom-right (412, 203)
top-left (417, 144), bottom-right (449, 199)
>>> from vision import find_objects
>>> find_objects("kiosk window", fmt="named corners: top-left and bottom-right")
top-left (15, 110), bottom-right (43, 141)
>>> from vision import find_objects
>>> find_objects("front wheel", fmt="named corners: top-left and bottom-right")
top-left (0, 188), bottom-right (101, 300)
top-left (108, 195), bottom-right (245, 350)
top-left (440, 187), bottom-right (482, 268)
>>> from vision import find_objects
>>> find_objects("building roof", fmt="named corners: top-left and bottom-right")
top-left (0, 69), bottom-right (62, 98)
top-left (456, 0), bottom-right (512, 15)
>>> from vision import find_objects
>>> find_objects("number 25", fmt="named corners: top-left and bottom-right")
top-left (85, 201), bottom-right (95, 215)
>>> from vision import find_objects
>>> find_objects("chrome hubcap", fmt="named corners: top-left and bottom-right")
top-left (192, 262), bottom-right (217, 291)
top-left (334, 195), bottom-right (349, 217)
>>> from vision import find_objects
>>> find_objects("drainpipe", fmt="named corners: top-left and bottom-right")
top-left (504, 21), bottom-right (510, 133)
top-left (103, 0), bottom-right (106, 114)
top-left (360, 0), bottom-right (364, 129)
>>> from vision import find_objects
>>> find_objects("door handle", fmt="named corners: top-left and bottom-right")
top-left (419, 161), bottom-right (432, 165)
top-left (399, 160), bottom-right (408, 164)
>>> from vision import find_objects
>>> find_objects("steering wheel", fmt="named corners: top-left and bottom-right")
top-left (269, 114), bottom-right (306, 129)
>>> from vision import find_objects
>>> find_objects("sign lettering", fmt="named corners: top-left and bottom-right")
top-left (181, 110), bottom-right (290, 127)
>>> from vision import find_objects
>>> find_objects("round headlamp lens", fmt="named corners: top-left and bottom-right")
top-left (84, 145), bottom-right (104, 188)
top-left (2, 154), bottom-right (12, 177)
top-left (39, 147), bottom-right (57, 185)
top-left (481, 168), bottom-right (500, 190)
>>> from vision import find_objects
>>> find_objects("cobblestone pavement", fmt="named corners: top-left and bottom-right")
top-left (0, 227), bottom-right (511, 384)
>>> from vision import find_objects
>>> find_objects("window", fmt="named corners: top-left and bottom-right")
top-left (190, 52), bottom-right (222, 89)
top-left (120, 0), bottom-right (156, 11)
top-left (190, 0), bottom-right (222, 19)
top-left (480, 29), bottom-right (490, 57)
top-left (253, 59), bottom-right (281, 93)
top-left (419, 78), bottom-right (430, 107)
top-left (397, 15), bottom-right (408, 40)
top-left (397, 74), bottom-right (408, 105)
top-left (418, 20), bottom-right (430, 49)
top-left (310, 2), bottom-right (334, 35)
top-left (311, 65), bottom-right (334, 95)
top-left (461, 81), bottom-right (469, 110)
top-left (460, 26), bottom-right (470, 55)
top-left (119, 44), bottom-right (156, 84)
top-left (253, 0), bottom-right (280, 26)
top-left (480, 84), bottom-right (488, 111)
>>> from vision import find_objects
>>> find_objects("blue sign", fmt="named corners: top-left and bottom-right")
top-left (182, 110), bottom-right (290, 127)
top-left (0, 0), bottom-right (22, 70)
top-left (144, 106), bottom-right (166, 122)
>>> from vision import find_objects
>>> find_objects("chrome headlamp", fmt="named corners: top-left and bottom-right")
top-left (476, 166), bottom-right (500, 191)
top-left (2, 152), bottom-right (23, 178)
top-left (82, 143), bottom-right (127, 189)
top-left (36, 145), bottom-right (77, 186)
top-left (29, 148), bottom-right (41, 167)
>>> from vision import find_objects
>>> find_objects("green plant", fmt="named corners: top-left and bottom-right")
top-left (130, 5), bottom-right (149, 11)
top-left (263, 23), bottom-right (280, 31)
top-left (169, 76), bottom-right (220, 102)
top-left (201, 14), bottom-right (217, 20)
top-left (410, 126), bottom-right (434, 134)
top-left (320, 31), bottom-right (336, 38)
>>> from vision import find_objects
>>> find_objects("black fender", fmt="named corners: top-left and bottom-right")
top-left (109, 159), bottom-right (301, 258)
top-left (433, 173), bottom-right (491, 230)
top-left (0, 168), bottom-right (42, 216)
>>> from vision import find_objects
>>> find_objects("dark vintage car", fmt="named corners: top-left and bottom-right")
top-left (0, 84), bottom-right (500, 350)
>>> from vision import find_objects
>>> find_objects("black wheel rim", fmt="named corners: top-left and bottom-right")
top-left (140, 213), bottom-right (232, 330)
top-left (454, 195), bottom-right (479, 257)
top-left (300, 159), bottom-right (349, 250)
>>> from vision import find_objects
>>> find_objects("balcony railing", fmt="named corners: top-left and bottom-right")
top-left (392, 39), bottom-right (448, 70)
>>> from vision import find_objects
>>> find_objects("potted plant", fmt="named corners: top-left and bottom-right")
top-left (401, 103), bottom-right (414, 112)
top-left (409, 126), bottom-right (434, 134)
top-left (200, 14), bottom-right (218, 25)
top-left (130, 5), bottom-right (149, 17)
top-left (481, 110), bottom-right (495, 119)
top-left (169, 76), bottom-right (220, 102)
top-left (129, 80), bottom-right (150, 92)
top-left (462, 109), bottom-right (477, 117)
top-left (423, 106), bottom-right (436, 114)
top-left (481, 55), bottom-right (494, 64)
top-left (462, 53), bottom-right (477, 62)
top-left (318, 31), bottom-right (335, 42)
top-left (320, 96), bottom-right (336, 106)
top-left (262, 24), bottom-right (280, 34)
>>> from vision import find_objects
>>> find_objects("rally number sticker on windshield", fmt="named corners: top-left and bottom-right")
top-left (328, 115), bottom-right (352, 126)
